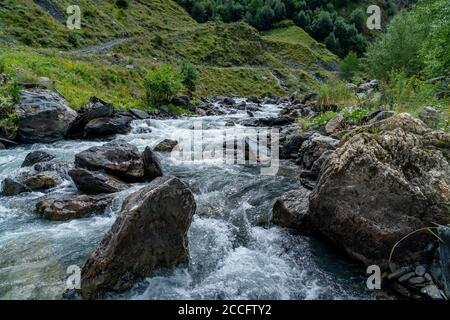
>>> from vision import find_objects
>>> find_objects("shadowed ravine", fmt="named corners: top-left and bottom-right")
top-left (0, 101), bottom-right (376, 300)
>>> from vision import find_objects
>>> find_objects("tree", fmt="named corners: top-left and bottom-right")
top-left (191, 2), bottom-right (207, 22)
top-left (339, 52), bottom-right (360, 80)
top-left (366, 11), bottom-right (425, 79)
top-left (254, 5), bottom-right (275, 30)
top-left (144, 65), bottom-right (183, 106)
top-left (324, 32), bottom-right (339, 52)
top-left (294, 10), bottom-right (310, 29)
top-left (349, 8), bottom-right (366, 32)
top-left (310, 10), bottom-right (334, 41)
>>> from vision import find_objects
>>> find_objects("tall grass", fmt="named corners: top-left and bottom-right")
top-left (317, 80), bottom-right (356, 106)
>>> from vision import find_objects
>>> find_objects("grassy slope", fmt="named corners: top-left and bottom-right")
top-left (0, 0), bottom-right (338, 110)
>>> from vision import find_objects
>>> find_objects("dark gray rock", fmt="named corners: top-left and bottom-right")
top-left (438, 226), bottom-right (450, 298)
top-left (21, 151), bottom-right (55, 167)
top-left (80, 176), bottom-right (196, 299)
top-left (409, 276), bottom-right (425, 285)
top-left (280, 132), bottom-right (313, 159)
top-left (129, 108), bottom-right (150, 120)
top-left (415, 265), bottom-right (427, 277)
top-left (399, 272), bottom-right (415, 283)
top-left (84, 115), bottom-right (132, 138)
top-left (421, 284), bottom-right (444, 300)
top-left (75, 140), bottom-right (145, 182)
top-left (66, 97), bottom-right (113, 138)
top-left (69, 168), bottom-right (126, 194)
top-left (298, 133), bottom-right (339, 169)
top-left (387, 267), bottom-right (411, 280)
top-left (142, 147), bottom-right (163, 181)
top-left (272, 187), bottom-right (311, 230)
top-left (15, 89), bottom-right (77, 143)
top-left (37, 194), bottom-right (113, 221)
top-left (222, 97), bottom-right (235, 106)
top-left (2, 178), bottom-right (32, 196)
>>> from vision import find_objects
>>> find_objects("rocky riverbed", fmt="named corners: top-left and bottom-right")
top-left (0, 86), bottom-right (449, 300)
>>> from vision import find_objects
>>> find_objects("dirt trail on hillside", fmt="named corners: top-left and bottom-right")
top-left (69, 38), bottom-right (130, 54)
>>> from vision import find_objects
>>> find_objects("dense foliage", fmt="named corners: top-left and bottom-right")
top-left (175, 0), bottom-right (402, 57)
top-left (366, 0), bottom-right (449, 80)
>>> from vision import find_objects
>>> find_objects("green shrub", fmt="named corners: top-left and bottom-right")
top-left (0, 82), bottom-right (19, 138)
top-left (143, 64), bottom-right (183, 107)
top-left (181, 63), bottom-right (198, 94)
top-left (312, 111), bottom-right (339, 127)
top-left (343, 107), bottom-right (369, 123)
top-left (339, 52), bottom-right (360, 81)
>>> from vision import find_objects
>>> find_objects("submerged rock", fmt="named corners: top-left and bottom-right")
top-left (21, 151), bottom-right (55, 167)
top-left (15, 89), bottom-right (77, 143)
top-left (37, 194), bottom-right (113, 221)
top-left (34, 160), bottom-right (73, 179)
top-left (154, 139), bottom-right (178, 152)
top-left (308, 113), bottom-right (450, 267)
top-left (80, 176), bottom-right (196, 299)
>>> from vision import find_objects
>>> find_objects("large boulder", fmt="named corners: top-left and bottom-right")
top-left (15, 89), bottom-right (77, 143)
top-left (309, 113), bottom-right (450, 267)
top-left (74, 140), bottom-right (145, 182)
top-left (66, 97), bottom-right (113, 138)
top-left (84, 115), bottom-right (132, 138)
top-left (272, 187), bottom-right (311, 230)
top-left (37, 194), bottom-right (113, 221)
top-left (21, 151), bottom-right (55, 167)
top-left (69, 168), bottom-right (126, 194)
top-left (80, 176), bottom-right (196, 299)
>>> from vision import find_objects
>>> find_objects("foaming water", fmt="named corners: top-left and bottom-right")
top-left (0, 101), bottom-right (375, 300)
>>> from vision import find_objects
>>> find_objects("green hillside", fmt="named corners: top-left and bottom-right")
top-left (0, 0), bottom-right (338, 110)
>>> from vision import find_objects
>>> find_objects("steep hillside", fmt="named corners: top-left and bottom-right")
top-left (0, 0), bottom-right (338, 109)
